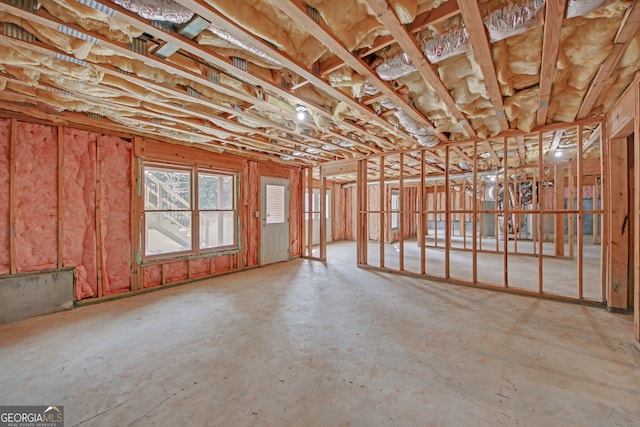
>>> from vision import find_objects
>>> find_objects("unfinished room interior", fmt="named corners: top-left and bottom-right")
top-left (1, 0), bottom-right (640, 424)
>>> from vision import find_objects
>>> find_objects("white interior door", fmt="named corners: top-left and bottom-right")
top-left (260, 177), bottom-right (290, 265)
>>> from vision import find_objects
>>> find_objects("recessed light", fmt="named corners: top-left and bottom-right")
top-left (554, 151), bottom-right (562, 157)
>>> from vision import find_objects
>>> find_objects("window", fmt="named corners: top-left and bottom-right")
top-left (143, 163), bottom-right (237, 257)
top-left (391, 189), bottom-right (400, 230)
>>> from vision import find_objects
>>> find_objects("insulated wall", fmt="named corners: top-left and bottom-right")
top-left (0, 118), bottom-right (303, 303)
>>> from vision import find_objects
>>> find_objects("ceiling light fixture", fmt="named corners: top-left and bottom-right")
top-left (554, 151), bottom-right (563, 157)
top-left (295, 105), bottom-right (306, 121)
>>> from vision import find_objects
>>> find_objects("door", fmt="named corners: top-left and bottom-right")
top-left (260, 177), bottom-right (290, 265)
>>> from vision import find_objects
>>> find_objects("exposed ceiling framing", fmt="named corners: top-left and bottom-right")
top-left (0, 0), bottom-right (636, 181)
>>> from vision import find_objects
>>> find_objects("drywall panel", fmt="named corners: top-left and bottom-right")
top-left (63, 128), bottom-right (98, 299)
top-left (0, 119), bottom-right (10, 274)
top-left (99, 136), bottom-right (132, 295)
top-left (15, 122), bottom-right (57, 272)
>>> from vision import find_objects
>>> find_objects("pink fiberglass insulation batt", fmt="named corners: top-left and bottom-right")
top-left (190, 258), bottom-right (211, 278)
top-left (0, 120), bottom-right (10, 274)
top-left (212, 254), bottom-right (233, 273)
top-left (165, 260), bottom-right (188, 283)
top-left (143, 264), bottom-right (162, 288)
top-left (63, 128), bottom-right (98, 299)
top-left (99, 136), bottom-right (131, 295)
top-left (15, 122), bottom-right (57, 272)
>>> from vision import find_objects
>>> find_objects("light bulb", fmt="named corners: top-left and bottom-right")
top-left (296, 111), bottom-right (305, 121)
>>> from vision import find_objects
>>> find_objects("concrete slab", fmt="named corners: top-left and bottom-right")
top-left (0, 243), bottom-right (638, 426)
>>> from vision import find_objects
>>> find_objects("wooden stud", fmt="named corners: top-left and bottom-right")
top-left (57, 126), bottom-right (64, 269)
top-left (473, 142), bottom-right (478, 284)
top-left (379, 156), bottom-right (385, 268)
top-left (307, 167), bottom-right (313, 258)
top-left (399, 153), bottom-right (405, 271)
top-left (554, 164), bottom-right (565, 257)
top-left (419, 150), bottom-right (426, 275)
top-left (161, 262), bottom-right (167, 285)
top-left (593, 177), bottom-right (600, 244)
top-left (634, 85), bottom-right (640, 341)
top-left (362, 160), bottom-right (368, 264)
top-left (568, 165), bottom-right (575, 258)
top-left (95, 135), bottom-right (104, 297)
top-left (539, 132), bottom-right (544, 294)
top-left (445, 148), bottom-right (450, 279)
top-left (601, 122), bottom-right (609, 302)
top-left (130, 139), bottom-right (141, 290)
top-left (503, 138), bottom-right (509, 288)
top-left (320, 173), bottom-right (327, 261)
top-left (9, 119), bottom-right (17, 274)
top-left (577, 126), bottom-right (584, 299)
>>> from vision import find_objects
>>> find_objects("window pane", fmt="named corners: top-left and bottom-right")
top-left (200, 211), bottom-right (235, 249)
top-left (144, 167), bottom-right (191, 210)
top-left (199, 173), bottom-right (233, 210)
top-left (145, 211), bottom-right (192, 255)
top-left (266, 184), bottom-right (286, 224)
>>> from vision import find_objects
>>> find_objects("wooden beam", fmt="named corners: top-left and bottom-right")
top-left (1, 1), bottom-right (382, 154)
top-left (451, 146), bottom-right (473, 165)
top-left (267, 0), bottom-right (442, 140)
top-left (173, 0), bottom-right (406, 146)
top-left (577, 0), bottom-right (640, 119)
top-left (458, 0), bottom-right (509, 131)
top-left (379, 156), bottom-right (385, 268)
top-left (537, 0), bottom-right (568, 126)
top-left (582, 124), bottom-right (601, 153)
top-left (363, 0), bottom-right (476, 138)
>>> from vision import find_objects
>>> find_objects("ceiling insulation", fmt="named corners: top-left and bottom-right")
top-left (0, 0), bottom-right (636, 175)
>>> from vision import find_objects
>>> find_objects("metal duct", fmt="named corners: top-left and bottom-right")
top-left (375, 53), bottom-right (416, 81)
top-left (394, 110), bottom-right (439, 148)
top-left (208, 23), bottom-right (281, 67)
top-left (363, 80), bottom-right (380, 96)
top-left (115, 0), bottom-right (280, 66)
top-left (114, 0), bottom-right (193, 24)
top-left (422, 25), bottom-right (470, 64)
top-left (483, 0), bottom-right (545, 42)
top-left (566, 0), bottom-right (607, 18)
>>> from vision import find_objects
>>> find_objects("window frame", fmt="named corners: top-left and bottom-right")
top-left (391, 189), bottom-right (400, 231)
top-left (142, 161), bottom-right (239, 261)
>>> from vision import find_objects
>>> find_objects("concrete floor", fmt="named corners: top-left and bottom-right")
top-left (1, 241), bottom-right (639, 426)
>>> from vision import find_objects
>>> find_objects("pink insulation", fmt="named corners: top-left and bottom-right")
top-left (190, 258), bottom-right (211, 278)
top-left (15, 122), bottom-right (58, 272)
top-left (212, 254), bottom-right (232, 274)
top-left (143, 265), bottom-right (162, 288)
top-left (0, 120), bottom-right (10, 274)
top-left (99, 136), bottom-right (132, 295)
top-left (63, 128), bottom-right (98, 299)
top-left (165, 260), bottom-right (188, 283)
